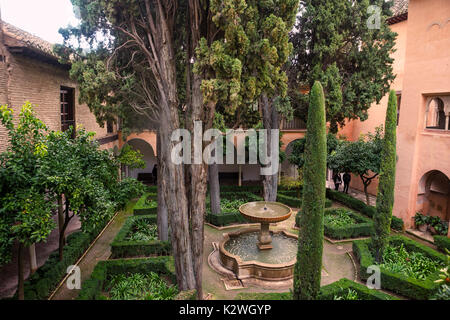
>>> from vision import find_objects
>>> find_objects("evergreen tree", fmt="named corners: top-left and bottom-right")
top-left (289, 0), bottom-right (397, 132)
top-left (372, 90), bottom-right (397, 263)
top-left (293, 81), bottom-right (327, 300)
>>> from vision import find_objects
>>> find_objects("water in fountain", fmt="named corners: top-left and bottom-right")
top-left (224, 232), bottom-right (297, 264)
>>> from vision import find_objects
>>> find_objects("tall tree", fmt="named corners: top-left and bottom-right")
top-left (0, 103), bottom-right (55, 300)
top-left (293, 81), bottom-right (326, 300)
top-left (328, 127), bottom-right (383, 205)
top-left (289, 0), bottom-right (396, 133)
top-left (372, 90), bottom-right (397, 263)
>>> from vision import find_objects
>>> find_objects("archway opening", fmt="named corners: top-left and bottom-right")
top-left (123, 138), bottom-right (157, 185)
top-left (417, 170), bottom-right (450, 223)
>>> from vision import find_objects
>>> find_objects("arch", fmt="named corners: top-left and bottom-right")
top-left (123, 138), bottom-right (157, 184)
top-left (425, 96), bottom-right (449, 130)
top-left (281, 130), bottom-right (306, 152)
top-left (120, 131), bottom-right (157, 156)
top-left (417, 170), bottom-right (450, 223)
top-left (280, 138), bottom-right (303, 179)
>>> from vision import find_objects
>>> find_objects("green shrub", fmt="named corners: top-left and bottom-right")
top-left (434, 235), bottom-right (450, 253)
top-left (77, 256), bottom-right (177, 300)
top-left (133, 193), bottom-right (157, 215)
top-left (111, 215), bottom-right (170, 258)
top-left (318, 278), bottom-right (397, 300)
top-left (326, 188), bottom-right (404, 231)
top-left (323, 208), bottom-right (374, 240)
top-left (353, 235), bottom-right (447, 299)
top-left (114, 177), bottom-right (147, 210)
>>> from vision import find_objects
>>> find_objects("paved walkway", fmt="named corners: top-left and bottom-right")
top-left (50, 201), bottom-right (135, 300)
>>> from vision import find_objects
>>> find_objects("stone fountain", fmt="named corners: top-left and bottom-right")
top-left (238, 201), bottom-right (292, 250)
top-left (216, 201), bottom-right (298, 281)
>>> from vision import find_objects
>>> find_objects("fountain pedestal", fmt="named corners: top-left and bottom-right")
top-left (258, 222), bottom-right (273, 250)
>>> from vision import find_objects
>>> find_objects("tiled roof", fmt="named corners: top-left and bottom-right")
top-left (1, 20), bottom-right (57, 58)
top-left (390, 0), bottom-right (408, 21)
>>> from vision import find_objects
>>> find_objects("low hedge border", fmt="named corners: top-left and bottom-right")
top-left (206, 192), bottom-right (263, 227)
top-left (353, 235), bottom-right (446, 299)
top-left (77, 256), bottom-right (178, 300)
top-left (318, 278), bottom-right (398, 300)
top-left (110, 215), bottom-right (171, 258)
top-left (326, 188), bottom-right (404, 231)
top-left (433, 235), bottom-right (450, 253)
top-left (133, 192), bottom-right (157, 215)
top-left (323, 208), bottom-right (374, 240)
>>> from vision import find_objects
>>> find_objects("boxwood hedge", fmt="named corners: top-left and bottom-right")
top-left (433, 235), bottom-right (450, 253)
top-left (353, 235), bottom-right (446, 299)
top-left (326, 188), bottom-right (404, 231)
top-left (133, 193), bottom-right (157, 216)
top-left (318, 278), bottom-right (398, 300)
top-left (77, 256), bottom-right (177, 300)
top-left (323, 208), bottom-right (374, 240)
top-left (110, 215), bottom-right (171, 258)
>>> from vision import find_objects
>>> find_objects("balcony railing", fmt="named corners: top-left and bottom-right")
top-left (280, 117), bottom-right (306, 130)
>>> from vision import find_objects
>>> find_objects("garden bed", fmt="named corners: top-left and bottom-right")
top-left (322, 208), bottom-right (374, 240)
top-left (77, 256), bottom-right (194, 300)
top-left (110, 215), bottom-right (171, 258)
top-left (133, 192), bottom-right (157, 215)
top-left (353, 235), bottom-right (447, 299)
top-left (326, 188), bottom-right (404, 231)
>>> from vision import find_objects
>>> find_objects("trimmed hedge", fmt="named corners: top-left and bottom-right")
top-left (323, 208), bottom-right (374, 240)
top-left (326, 188), bottom-right (404, 231)
top-left (77, 256), bottom-right (177, 300)
top-left (277, 193), bottom-right (302, 208)
top-left (294, 199), bottom-right (333, 228)
top-left (110, 215), bottom-right (171, 258)
top-left (433, 235), bottom-right (450, 253)
top-left (318, 278), bottom-right (398, 300)
top-left (206, 192), bottom-right (263, 227)
top-left (133, 193), bottom-right (157, 215)
top-left (22, 230), bottom-right (96, 300)
top-left (353, 235), bottom-right (446, 299)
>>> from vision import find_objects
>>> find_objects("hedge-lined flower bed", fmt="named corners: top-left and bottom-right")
top-left (353, 235), bottom-right (447, 299)
top-left (326, 188), bottom-right (404, 231)
top-left (205, 192), bottom-right (263, 226)
top-left (77, 256), bottom-right (195, 300)
top-left (133, 193), bottom-right (158, 216)
top-left (110, 215), bottom-right (171, 258)
top-left (322, 208), bottom-right (374, 240)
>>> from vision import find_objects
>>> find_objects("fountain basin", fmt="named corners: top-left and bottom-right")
top-left (219, 228), bottom-right (298, 281)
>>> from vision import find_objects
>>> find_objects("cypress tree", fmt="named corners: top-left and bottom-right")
top-left (293, 81), bottom-right (327, 300)
top-left (372, 90), bottom-right (398, 263)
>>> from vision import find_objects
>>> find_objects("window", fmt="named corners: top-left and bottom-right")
top-left (396, 93), bottom-right (401, 126)
top-left (425, 97), bottom-right (447, 130)
top-left (60, 87), bottom-right (75, 132)
top-left (107, 120), bottom-right (114, 134)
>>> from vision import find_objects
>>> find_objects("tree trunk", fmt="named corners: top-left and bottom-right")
top-left (159, 104), bottom-right (196, 292)
top-left (17, 242), bottom-right (24, 300)
top-left (157, 131), bottom-right (169, 241)
top-left (209, 163), bottom-right (221, 215)
top-left (57, 195), bottom-right (65, 246)
top-left (361, 176), bottom-right (371, 206)
top-left (261, 94), bottom-right (279, 201)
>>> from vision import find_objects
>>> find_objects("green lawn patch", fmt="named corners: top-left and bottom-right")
top-left (110, 215), bottom-right (171, 258)
top-left (353, 235), bottom-right (447, 299)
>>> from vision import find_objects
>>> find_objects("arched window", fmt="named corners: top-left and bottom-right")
top-left (426, 97), bottom-right (447, 130)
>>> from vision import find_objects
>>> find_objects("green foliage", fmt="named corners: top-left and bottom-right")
top-left (353, 235), bottom-right (447, 299)
top-left (111, 215), bottom-right (171, 259)
top-left (431, 249), bottom-right (450, 300)
top-left (434, 236), bottom-right (450, 253)
top-left (77, 256), bottom-right (177, 300)
top-left (117, 144), bottom-right (145, 170)
top-left (333, 288), bottom-right (360, 300)
top-left (107, 272), bottom-right (178, 300)
top-left (133, 193), bottom-right (158, 216)
top-left (318, 278), bottom-right (397, 300)
top-left (414, 212), bottom-right (428, 227)
top-left (294, 81), bottom-right (327, 300)
top-left (0, 103), bottom-right (55, 266)
top-left (372, 90), bottom-right (398, 262)
top-left (289, 0), bottom-right (396, 132)
top-left (322, 208), bottom-right (374, 240)
top-left (114, 177), bottom-right (147, 210)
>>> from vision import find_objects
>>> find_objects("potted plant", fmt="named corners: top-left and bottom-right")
top-left (414, 212), bottom-right (428, 232)
top-left (429, 216), bottom-right (442, 235)
top-left (434, 220), bottom-right (449, 236)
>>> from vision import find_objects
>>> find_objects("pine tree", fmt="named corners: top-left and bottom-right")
top-left (293, 81), bottom-right (327, 300)
top-left (372, 90), bottom-right (397, 262)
